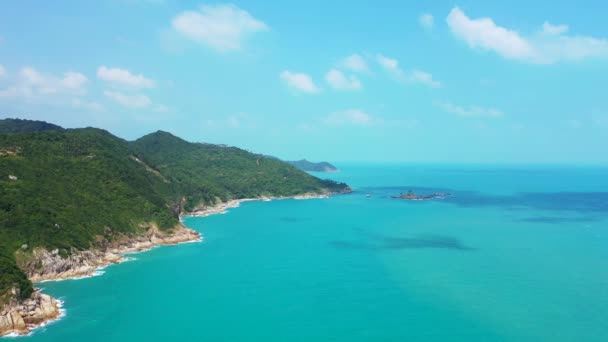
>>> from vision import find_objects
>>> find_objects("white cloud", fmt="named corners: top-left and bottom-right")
top-left (377, 54), bottom-right (400, 71)
top-left (341, 54), bottom-right (369, 73)
top-left (61, 72), bottom-right (88, 90)
top-left (280, 71), bottom-right (321, 93)
top-left (377, 55), bottom-right (441, 88)
top-left (419, 13), bottom-right (434, 29)
top-left (97, 66), bottom-right (155, 88)
top-left (377, 54), bottom-right (406, 79)
top-left (323, 109), bottom-right (375, 126)
top-left (325, 69), bottom-right (361, 91)
top-left (542, 22), bottom-right (568, 35)
top-left (446, 7), bottom-right (535, 61)
top-left (0, 65), bottom-right (5, 78)
top-left (410, 70), bottom-right (441, 88)
top-left (447, 7), bottom-right (608, 64)
top-left (104, 90), bottom-right (151, 108)
top-left (437, 101), bottom-right (503, 118)
top-left (0, 67), bottom-right (88, 98)
top-left (172, 4), bottom-right (268, 51)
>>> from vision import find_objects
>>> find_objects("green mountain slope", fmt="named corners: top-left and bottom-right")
top-left (130, 131), bottom-right (347, 211)
top-left (0, 118), bottom-right (63, 134)
top-left (0, 120), bottom-right (350, 302)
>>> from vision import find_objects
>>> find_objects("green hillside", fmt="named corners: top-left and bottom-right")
top-left (130, 131), bottom-right (347, 211)
top-left (0, 120), bottom-right (350, 302)
top-left (0, 118), bottom-right (63, 134)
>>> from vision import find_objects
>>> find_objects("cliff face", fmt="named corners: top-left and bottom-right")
top-left (0, 290), bottom-right (60, 336)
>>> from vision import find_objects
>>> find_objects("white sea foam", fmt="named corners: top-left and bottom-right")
top-left (2, 299), bottom-right (66, 338)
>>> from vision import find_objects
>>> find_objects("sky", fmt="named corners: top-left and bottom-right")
top-left (1, 0), bottom-right (607, 164)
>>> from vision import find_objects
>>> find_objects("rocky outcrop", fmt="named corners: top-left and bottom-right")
top-left (0, 290), bottom-right (60, 336)
top-left (0, 224), bottom-right (199, 336)
top-left (20, 224), bottom-right (201, 283)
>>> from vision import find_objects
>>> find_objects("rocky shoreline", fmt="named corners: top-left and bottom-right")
top-left (22, 224), bottom-right (201, 283)
top-left (1, 191), bottom-right (347, 337)
top-left (1, 224), bottom-right (201, 337)
top-left (0, 290), bottom-right (62, 336)
top-left (182, 192), bottom-right (334, 218)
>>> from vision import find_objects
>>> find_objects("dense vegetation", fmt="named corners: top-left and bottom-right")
top-left (130, 132), bottom-right (346, 211)
top-left (286, 159), bottom-right (338, 172)
top-left (0, 118), bottom-right (62, 134)
top-left (0, 119), bottom-right (349, 301)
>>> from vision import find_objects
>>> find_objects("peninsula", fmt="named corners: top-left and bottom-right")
top-left (286, 159), bottom-right (339, 172)
top-left (0, 118), bottom-right (351, 336)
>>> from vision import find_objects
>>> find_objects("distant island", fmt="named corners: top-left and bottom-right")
top-left (391, 190), bottom-right (452, 201)
top-left (286, 159), bottom-right (339, 172)
top-left (0, 118), bottom-right (351, 336)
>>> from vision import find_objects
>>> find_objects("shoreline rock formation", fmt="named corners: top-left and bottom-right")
top-left (0, 290), bottom-right (61, 336)
top-left (1, 224), bottom-right (200, 336)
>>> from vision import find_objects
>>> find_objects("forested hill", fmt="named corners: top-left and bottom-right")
top-left (0, 118), bottom-right (63, 133)
top-left (0, 119), bottom-right (350, 302)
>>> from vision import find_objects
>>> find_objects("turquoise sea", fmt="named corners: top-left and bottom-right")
top-left (19, 164), bottom-right (608, 341)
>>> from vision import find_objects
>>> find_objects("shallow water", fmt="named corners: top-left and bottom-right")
top-left (21, 164), bottom-right (608, 341)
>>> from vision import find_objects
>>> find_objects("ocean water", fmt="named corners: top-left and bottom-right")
top-left (19, 164), bottom-right (608, 341)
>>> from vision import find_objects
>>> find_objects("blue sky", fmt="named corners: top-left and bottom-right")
top-left (1, 1), bottom-right (607, 164)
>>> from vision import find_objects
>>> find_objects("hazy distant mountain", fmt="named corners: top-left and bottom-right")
top-left (286, 159), bottom-right (338, 172)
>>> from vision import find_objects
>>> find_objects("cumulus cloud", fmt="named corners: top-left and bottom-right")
top-left (341, 54), bottom-right (369, 73)
top-left (97, 66), bottom-right (155, 88)
top-left (323, 109), bottom-right (375, 126)
top-left (377, 54), bottom-right (400, 72)
top-left (447, 7), bottom-right (608, 64)
top-left (419, 13), bottom-right (434, 29)
top-left (104, 90), bottom-right (151, 108)
top-left (172, 3), bottom-right (268, 51)
top-left (377, 55), bottom-right (441, 87)
top-left (280, 71), bottom-right (321, 93)
top-left (410, 70), bottom-right (441, 88)
top-left (325, 69), bottom-right (361, 91)
top-left (436, 101), bottom-right (503, 118)
top-left (0, 67), bottom-right (88, 98)
top-left (542, 22), bottom-right (568, 35)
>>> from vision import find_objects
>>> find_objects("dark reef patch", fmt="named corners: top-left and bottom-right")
top-left (519, 216), bottom-right (599, 224)
top-left (360, 186), bottom-right (608, 215)
top-left (444, 191), bottom-right (608, 214)
top-left (331, 234), bottom-right (473, 251)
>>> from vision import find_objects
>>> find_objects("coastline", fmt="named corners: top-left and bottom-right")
top-left (181, 192), bottom-right (332, 218)
top-left (1, 224), bottom-right (202, 337)
top-left (0, 191), bottom-right (343, 337)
